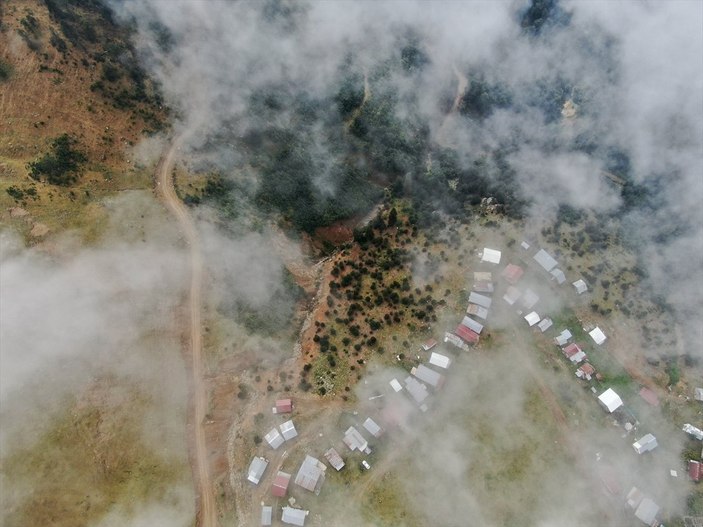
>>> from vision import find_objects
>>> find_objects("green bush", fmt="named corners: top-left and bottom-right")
top-left (0, 60), bottom-right (12, 82)
top-left (27, 134), bottom-right (86, 186)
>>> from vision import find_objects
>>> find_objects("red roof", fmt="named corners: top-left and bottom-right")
top-left (422, 339), bottom-right (438, 351)
top-left (563, 343), bottom-right (582, 358)
top-left (689, 460), bottom-right (701, 482)
top-left (455, 324), bottom-right (479, 344)
top-left (578, 363), bottom-right (595, 376)
top-left (638, 387), bottom-right (659, 407)
top-left (276, 399), bottom-right (293, 413)
top-left (271, 471), bottom-right (291, 497)
top-left (501, 264), bottom-right (524, 285)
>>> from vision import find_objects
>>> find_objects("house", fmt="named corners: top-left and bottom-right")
top-left (295, 454), bottom-right (326, 494)
top-left (562, 343), bottom-right (586, 364)
top-left (264, 427), bottom-right (284, 450)
top-left (575, 363), bottom-right (595, 380)
top-left (429, 352), bottom-right (451, 369)
top-left (445, 331), bottom-right (472, 350)
top-left (537, 317), bottom-right (553, 332)
top-left (421, 339), bottom-right (437, 351)
top-left (343, 426), bottom-right (369, 452)
top-left (589, 327), bottom-right (607, 345)
top-left (524, 311), bottom-right (540, 327)
top-left (273, 398), bottom-right (294, 414)
top-left (404, 376), bottom-right (430, 405)
top-left (555, 329), bottom-right (572, 346)
top-left (639, 387), bottom-right (659, 406)
top-left (521, 289), bottom-right (540, 309)
top-left (468, 292), bottom-right (492, 309)
top-left (683, 423), bottom-right (703, 440)
top-left (247, 456), bottom-right (269, 485)
top-left (281, 507), bottom-right (308, 526)
top-left (689, 460), bottom-right (701, 482)
top-left (461, 316), bottom-right (484, 335)
top-left (324, 447), bottom-right (345, 471)
top-left (501, 264), bottom-right (524, 284)
top-left (261, 505), bottom-right (272, 526)
top-left (466, 303), bottom-right (489, 320)
top-left (280, 420), bottom-right (298, 441)
top-left (573, 279), bottom-right (588, 294)
top-left (695, 387), bottom-right (703, 401)
top-left (503, 286), bottom-right (522, 306)
top-left (550, 268), bottom-right (566, 284)
top-left (454, 324), bottom-right (480, 344)
top-left (389, 378), bottom-right (403, 392)
top-left (634, 497), bottom-right (660, 526)
top-left (598, 388), bottom-right (624, 413)
top-left (481, 248), bottom-right (502, 264)
top-left (412, 364), bottom-right (444, 389)
top-left (271, 471), bottom-right (291, 497)
top-left (632, 433), bottom-right (658, 454)
top-left (473, 281), bottom-right (494, 294)
top-left (533, 249), bottom-right (558, 272)
top-left (363, 417), bottom-right (384, 438)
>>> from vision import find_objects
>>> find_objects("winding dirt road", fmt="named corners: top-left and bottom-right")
top-left (157, 140), bottom-right (219, 527)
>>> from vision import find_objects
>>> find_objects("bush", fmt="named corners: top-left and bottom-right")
top-left (0, 60), bottom-right (12, 82)
top-left (27, 134), bottom-right (86, 186)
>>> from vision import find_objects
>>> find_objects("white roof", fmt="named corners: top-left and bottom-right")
top-left (573, 279), bottom-right (587, 294)
top-left (265, 428), bottom-right (284, 449)
top-left (343, 426), bottom-right (368, 452)
top-left (468, 292), bottom-right (492, 309)
top-left (429, 352), bottom-right (451, 369)
top-left (280, 420), bottom-right (298, 441)
top-left (522, 289), bottom-right (540, 309)
top-left (261, 506), bottom-right (273, 526)
top-left (389, 378), bottom-right (403, 392)
top-left (282, 507), bottom-right (308, 526)
top-left (555, 329), bottom-right (572, 346)
top-left (524, 311), bottom-right (540, 326)
top-left (569, 350), bottom-right (587, 364)
top-left (363, 417), bottom-right (383, 438)
top-left (598, 388), bottom-right (623, 413)
top-left (521, 241), bottom-right (530, 250)
top-left (461, 316), bottom-right (484, 334)
top-left (533, 249), bottom-right (558, 272)
top-left (412, 364), bottom-right (444, 388)
top-left (537, 318), bottom-right (553, 332)
top-left (634, 498), bottom-right (660, 525)
top-left (247, 456), bottom-right (269, 485)
top-left (683, 423), bottom-right (703, 440)
top-left (632, 433), bottom-right (658, 454)
top-left (550, 268), bottom-right (566, 284)
top-left (589, 327), bottom-right (607, 345)
top-left (481, 248), bottom-right (502, 264)
top-left (503, 286), bottom-right (522, 305)
top-left (695, 387), bottom-right (703, 401)
top-left (404, 376), bottom-right (429, 404)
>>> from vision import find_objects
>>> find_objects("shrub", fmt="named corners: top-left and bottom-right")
top-left (27, 134), bottom-right (86, 186)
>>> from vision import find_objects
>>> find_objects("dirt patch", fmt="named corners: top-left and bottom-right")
top-left (9, 206), bottom-right (29, 217)
top-left (29, 221), bottom-right (48, 237)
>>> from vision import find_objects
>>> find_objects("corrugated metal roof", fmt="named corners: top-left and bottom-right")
top-left (363, 417), bottom-right (383, 438)
top-left (282, 507), bottom-right (308, 526)
top-left (533, 249), bottom-right (558, 271)
top-left (429, 352), bottom-right (451, 369)
top-left (468, 292), bottom-right (492, 309)
top-left (412, 364), bottom-right (444, 388)
top-left (247, 456), bottom-right (269, 485)
top-left (461, 316), bottom-right (484, 334)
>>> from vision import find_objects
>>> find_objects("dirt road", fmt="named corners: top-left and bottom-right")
top-left (157, 140), bottom-right (219, 527)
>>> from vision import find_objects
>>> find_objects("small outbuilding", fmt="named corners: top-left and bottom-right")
top-left (421, 339), bottom-right (437, 351)
top-left (632, 433), bottom-right (658, 454)
top-left (281, 507), bottom-right (308, 526)
top-left (563, 343), bottom-right (586, 364)
top-left (589, 327), bottom-right (607, 345)
top-left (247, 456), bottom-right (269, 485)
top-left (524, 311), bottom-right (541, 327)
top-left (537, 318), bottom-right (553, 332)
top-left (324, 447), bottom-right (345, 471)
top-left (271, 471), bottom-right (291, 497)
top-left (265, 428), bottom-right (284, 450)
top-left (481, 248), bottom-right (502, 264)
top-left (273, 398), bottom-right (294, 414)
top-left (389, 378), bottom-right (403, 392)
top-left (576, 363), bottom-right (595, 380)
top-left (363, 417), bottom-right (384, 438)
top-left (280, 420), bottom-right (298, 441)
top-left (261, 505), bottom-right (273, 526)
top-left (533, 249), bottom-right (558, 272)
top-left (555, 329), bottom-right (572, 346)
top-left (461, 316), bottom-right (484, 335)
top-left (695, 387), bottom-right (703, 402)
top-left (550, 268), bottom-right (566, 284)
top-left (343, 426), bottom-right (369, 452)
top-left (429, 352), bottom-right (451, 369)
top-left (502, 264), bottom-right (524, 285)
top-left (682, 423), bottom-right (703, 440)
top-left (689, 460), bottom-right (701, 482)
top-left (598, 388), bottom-right (624, 413)
top-left (573, 279), bottom-right (588, 294)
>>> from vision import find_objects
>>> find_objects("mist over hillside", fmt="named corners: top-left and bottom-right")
top-left (112, 0), bottom-right (703, 353)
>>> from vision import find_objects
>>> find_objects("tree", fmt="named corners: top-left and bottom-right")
top-left (27, 134), bottom-right (86, 186)
top-left (388, 207), bottom-right (398, 227)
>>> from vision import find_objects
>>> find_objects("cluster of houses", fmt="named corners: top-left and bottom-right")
top-left (436, 242), bottom-right (703, 526)
top-left (246, 398), bottom-right (387, 525)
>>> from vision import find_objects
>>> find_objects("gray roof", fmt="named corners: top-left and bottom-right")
top-left (533, 249), bottom-right (558, 272)
top-left (247, 456), bottom-right (269, 485)
top-left (550, 268), bottom-right (566, 284)
top-left (323, 447), bottom-right (345, 471)
top-left (461, 316), bottom-right (484, 334)
top-left (363, 417), bottom-right (383, 438)
top-left (634, 498), bottom-right (659, 525)
top-left (412, 364), bottom-right (444, 388)
top-left (404, 376), bottom-right (429, 404)
top-left (261, 506), bottom-right (272, 526)
top-left (280, 420), bottom-right (298, 441)
top-left (282, 507), bottom-right (308, 526)
top-left (343, 426), bottom-right (368, 452)
top-left (294, 454), bottom-right (325, 493)
top-left (521, 289), bottom-right (540, 309)
top-left (468, 292), bottom-right (492, 309)
top-left (265, 428), bottom-right (284, 449)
